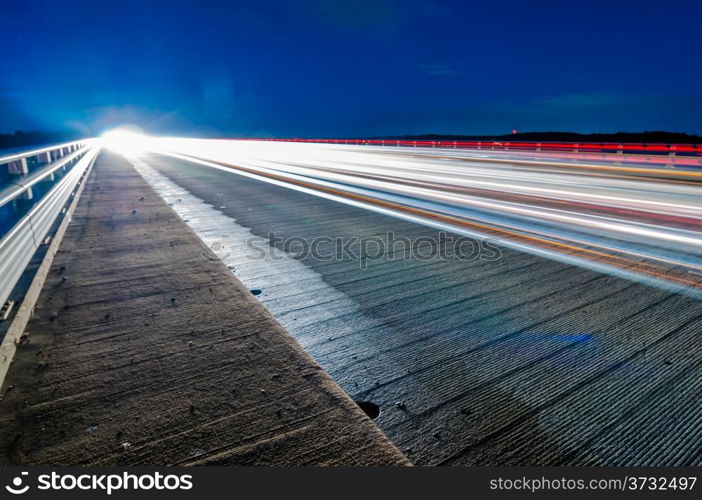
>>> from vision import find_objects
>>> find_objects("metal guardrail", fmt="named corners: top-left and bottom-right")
top-left (0, 140), bottom-right (93, 207)
top-left (257, 137), bottom-right (702, 155)
top-left (254, 138), bottom-right (702, 166)
top-left (0, 140), bottom-right (99, 319)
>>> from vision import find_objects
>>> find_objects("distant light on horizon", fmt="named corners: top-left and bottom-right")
top-left (100, 127), bottom-right (151, 155)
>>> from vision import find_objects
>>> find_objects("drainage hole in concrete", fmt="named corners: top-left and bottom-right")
top-left (355, 401), bottom-right (380, 420)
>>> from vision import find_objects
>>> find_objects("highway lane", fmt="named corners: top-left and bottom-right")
top-left (113, 141), bottom-right (702, 466)
top-left (132, 139), bottom-right (702, 297)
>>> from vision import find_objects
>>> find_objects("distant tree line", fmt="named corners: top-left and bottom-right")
top-left (3, 129), bottom-right (701, 150)
top-left (0, 130), bottom-right (79, 151)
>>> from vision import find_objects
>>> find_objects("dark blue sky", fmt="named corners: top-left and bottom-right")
top-left (1, 0), bottom-right (700, 137)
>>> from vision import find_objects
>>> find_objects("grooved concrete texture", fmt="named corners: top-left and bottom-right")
top-left (0, 152), bottom-right (409, 466)
top-left (139, 152), bottom-right (702, 466)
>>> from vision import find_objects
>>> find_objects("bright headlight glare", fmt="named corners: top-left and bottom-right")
top-left (100, 129), bottom-right (152, 155)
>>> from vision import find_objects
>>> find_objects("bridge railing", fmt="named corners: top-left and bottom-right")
top-left (0, 140), bottom-right (99, 320)
top-left (256, 138), bottom-right (702, 166)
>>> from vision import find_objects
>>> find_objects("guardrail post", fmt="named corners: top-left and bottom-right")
top-left (8, 158), bottom-right (28, 176)
top-left (666, 145), bottom-right (677, 168)
top-left (36, 151), bottom-right (52, 165)
top-left (21, 187), bottom-right (34, 200)
top-left (616, 144), bottom-right (624, 164)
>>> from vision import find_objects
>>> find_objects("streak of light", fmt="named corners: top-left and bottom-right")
top-left (107, 135), bottom-right (702, 297)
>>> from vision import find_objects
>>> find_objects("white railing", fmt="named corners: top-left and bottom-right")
top-left (0, 140), bottom-right (99, 318)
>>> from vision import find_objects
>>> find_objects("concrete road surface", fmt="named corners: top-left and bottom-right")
top-left (121, 145), bottom-right (701, 466)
